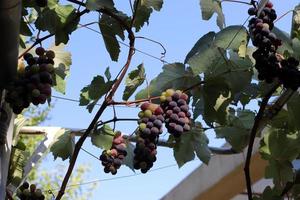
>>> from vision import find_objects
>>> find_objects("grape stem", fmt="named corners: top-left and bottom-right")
top-left (221, 0), bottom-right (252, 5)
top-left (244, 83), bottom-right (280, 200)
top-left (55, 1), bottom-right (138, 199)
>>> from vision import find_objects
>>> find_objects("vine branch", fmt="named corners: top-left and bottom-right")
top-left (244, 82), bottom-right (280, 200)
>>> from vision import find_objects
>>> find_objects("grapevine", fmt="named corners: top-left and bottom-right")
top-left (99, 132), bottom-right (127, 175)
top-left (133, 102), bottom-right (164, 173)
top-left (248, 1), bottom-right (300, 90)
top-left (5, 47), bottom-right (55, 114)
top-left (16, 181), bottom-right (45, 200)
top-left (160, 89), bottom-right (191, 138)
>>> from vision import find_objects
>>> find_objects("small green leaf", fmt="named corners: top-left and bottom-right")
top-left (291, 4), bottom-right (300, 40)
top-left (86, 0), bottom-right (114, 10)
top-left (104, 67), bottom-right (112, 80)
top-left (199, 0), bottom-right (225, 30)
top-left (79, 75), bottom-right (114, 112)
top-left (141, 0), bottom-right (163, 11)
top-left (49, 44), bottom-right (72, 94)
top-left (173, 123), bottom-right (211, 167)
top-left (287, 93), bottom-right (300, 131)
top-left (91, 125), bottom-right (115, 150)
top-left (50, 130), bottom-right (75, 161)
top-left (123, 64), bottom-right (146, 101)
top-left (99, 13), bottom-right (127, 61)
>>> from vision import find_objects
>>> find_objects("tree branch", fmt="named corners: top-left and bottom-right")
top-left (55, 4), bottom-right (136, 200)
top-left (244, 82), bottom-right (280, 200)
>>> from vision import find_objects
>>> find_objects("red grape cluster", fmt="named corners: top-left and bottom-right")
top-left (160, 89), bottom-right (191, 138)
top-left (133, 103), bottom-right (164, 173)
top-left (248, 1), bottom-right (300, 90)
top-left (5, 47), bottom-right (55, 114)
top-left (100, 132), bottom-right (127, 175)
top-left (16, 182), bottom-right (45, 200)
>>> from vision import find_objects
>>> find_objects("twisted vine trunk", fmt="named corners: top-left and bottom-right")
top-left (0, 0), bottom-right (21, 198)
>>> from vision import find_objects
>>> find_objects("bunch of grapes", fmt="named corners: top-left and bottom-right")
top-left (35, 0), bottom-right (47, 7)
top-left (133, 103), bottom-right (164, 173)
top-left (100, 132), bottom-right (127, 175)
top-left (16, 182), bottom-right (45, 200)
top-left (248, 1), bottom-right (300, 90)
top-left (5, 47), bottom-right (55, 114)
top-left (160, 89), bottom-right (191, 138)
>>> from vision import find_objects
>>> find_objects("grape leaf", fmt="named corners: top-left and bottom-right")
top-left (99, 12), bottom-right (127, 61)
top-left (123, 64), bottom-right (146, 101)
top-left (141, 0), bottom-right (164, 11)
top-left (35, 1), bottom-right (79, 44)
top-left (287, 93), bottom-right (300, 132)
top-left (135, 63), bottom-right (200, 100)
top-left (215, 109), bottom-right (254, 151)
top-left (123, 141), bottom-right (135, 172)
top-left (272, 27), bottom-right (293, 55)
top-left (133, 0), bottom-right (163, 31)
top-left (104, 67), bottom-right (111, 80)
top-left (49, 44), bottom-right (72, 94)
top-left (186, 26), bottom-right (249, 75)
top-left (79, 75), bottom-right (114, 113)
top-left (173, 123), bottom-right (211, 167)
top-left (253, 186), bottom-right (283, 200)
top-left (199, 0), bottom-right (225, 30)
top-left (91, 124), bottom-right (115, 150)
top-left (50, 129), bottom-right (75, 161)
top-left (291, 4), bottom-right (300, 40)
top-left (265, 159), bottom-right (294, 186)
top-left (86, 0), bottom-right (115, 10)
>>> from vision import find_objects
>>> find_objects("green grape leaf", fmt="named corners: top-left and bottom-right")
top-left (20, 18), bottom-right (33, 36)
top-left (215, 109), bottom-right (254, 151)
top-left (91, 125), bottom-right (115, 150)
top-left (49, 44), bottom-right (72, 94)
top-left (199, 0), bottom-right (225, 30)
top-left (35, 1), bottom-right (79, 44)
top-left (272, 27), bottom-right (293, 55)
top-left (173, 123), bottom-right (211, 167)
top-left (291, 4), bottom-right (300, 40)
top-left (104, 67), bottom-right (112, 80)
top-left (186, 26), bottom-right (249, 75)
top-left (265, 159), bottom-right (294, 186)
top-left (292, 38), bottom-right (300, 60)
top-left (99, 12), bottom-right (127, 61)
top-left (79, 75), bottom-right (114, 113)
top-left (135, 63), bottom-right (200, 100)
top-left (86, 0), bottom-right (115, 10)
top-left (50, 129), bottom-right (75, 161)
top-left (133, 0), bottom-right (163, 31)
top-left (253, 186), bottom-right (283, 200)
top-left (123, 63), bottom-right (146, 101)
top-left (123, 141), bottom-right (135, 172)
top-left (287, 92), bottom-right (300, 132)
top-left (141, 0), bottom-right (163, 11)
top-left (261, 128), bottom-right (300, 162)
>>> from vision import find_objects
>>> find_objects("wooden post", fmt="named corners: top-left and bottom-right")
top-left (0, 0), bottom-right (22, 198)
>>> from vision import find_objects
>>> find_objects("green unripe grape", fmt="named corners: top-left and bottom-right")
top-left (30, 184), bottom-right (36, 192)
top-left (160, 95), bottom-right (167, 102)
top-left (32, 89), bottom-right (40, 97)
top-left (165, 89), bottom-right (175, 97)
top-left (138, 111), bottom-right (144, 118)
top-left (144, 110), bottom-right (152, 118)
top-left (139, 123), bottom-right (147, 130)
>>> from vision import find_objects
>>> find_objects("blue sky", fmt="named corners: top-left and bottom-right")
top-left (37, 1), bottom-right (299, 199)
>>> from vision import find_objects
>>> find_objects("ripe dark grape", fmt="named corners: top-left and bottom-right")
top-left (99, 132), bottom-right (127, 175)
top-left (134, 102), bottom-right (164, 173)
top-left (36, 0), bottom-right (47, 7)
top-left (248, 1), bottom-right (300, 90)
top-left (5, 47), bottom-right (55, 114)
top-left (160, 89), bottom-right (191, 138)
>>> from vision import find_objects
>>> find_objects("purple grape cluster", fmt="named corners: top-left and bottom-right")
top-left (16, 182), bottom-right (45, 200)
top-left (5, 47), bottom-right (55, 114)
top-left (100, 132), bottom-right (127, 175)
top-left (160, 89), bottom-right (191, 138)
top-left (133, 103), bottom-right (164, 173)
top-left (248, 1), bottom-right (300, 90)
